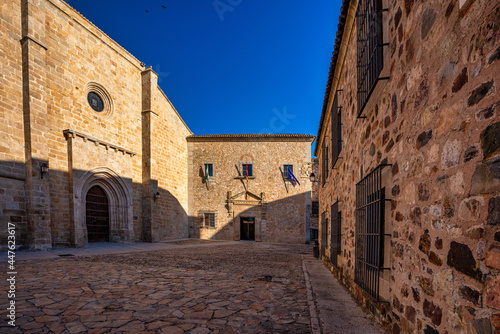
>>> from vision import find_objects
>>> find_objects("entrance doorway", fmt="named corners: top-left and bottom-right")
top-left (86, 185), bottom-right (110, 242)
top-left (240, 217), bottom-right (255, 241)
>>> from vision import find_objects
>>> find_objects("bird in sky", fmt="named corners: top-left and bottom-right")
top-left (145, 10), bottom-right (149, 13)
top-left (162, 5), bottom-right (166, 9)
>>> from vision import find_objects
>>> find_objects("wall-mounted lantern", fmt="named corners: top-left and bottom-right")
top-left (40, 163), bottom-right (49, 179)
top-left (153, 191), bottom-right (160, 202)
top-left (309, 172), bottom-right (317, 183)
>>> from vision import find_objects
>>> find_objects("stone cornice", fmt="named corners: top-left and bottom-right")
top-left (63, 129), bottom-right (137, 157)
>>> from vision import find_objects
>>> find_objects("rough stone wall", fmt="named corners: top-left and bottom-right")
top-left (317, 0), bottom-right (500, 333)
top-left (188, 136), bottom-right (314, 244)
top-left (0, 0), bottom-right (28, 247)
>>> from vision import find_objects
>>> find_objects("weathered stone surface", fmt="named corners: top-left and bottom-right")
top-left (464, 145), bottom-right (479, 162)
top-left (470, 318), bottom-right (497, 334)
top-left (488, 45), bottom-right (500, 64)
top-left (423, 299), bottom-right (442, 326)
top-left (442, 139), bottom-right (462, 169)
top-left (405, 305), bottom-right (416, 323)
top-left (476, 103), bottom-right (497, 122)
top-left (419, 232), bottom-right (431, 254)
top-left (480, 122), bottom-right (500, 159)
top-left (458, 196), bottom-right (484, 221)
top-left (470, 164), bottom-right (500, 195)
top-left (421, 8), bottom-right (437, 39)
top-left (485, 246), bottom-right (500, 270)
top-left (465, 227), bottom-right (484, 239)
top-left (416, 130), bottom-right (432, 149)
top-left (428, 252), bottom-right (442, 266)
top-left (468, 81), bottom-right (494, 107)
top-left (423, 324), bottom-right (439, 334)
top-left (486, 276), bottom-right (500, 310)
top-left (459, 286), bottom-right (481, 305)
top-left (394, 7), bottom-right (403, 28)
top-left (452, 67), bottom-right (468, 93)
top-left (404, 0), bottom-right (414, 14)
top-left (418, 276), bottom-right (434, 296)
top-left (496, 231), bottom-right (500, 242)
top-left (447, 241), bottom-right (482, 280)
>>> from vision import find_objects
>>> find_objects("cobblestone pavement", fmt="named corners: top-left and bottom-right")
top-left (1, 241), bottom-right (313, 333)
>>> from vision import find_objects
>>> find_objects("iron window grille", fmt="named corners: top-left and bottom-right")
top-left (320, 212), bottom-right (328, 257)
top-left (356, 0), bottom-right (389, 117)
top-left (355, 164), bottom-right (391, 301)
top-left (204, 213), bottom-right (216, 228)
top-left (243, 164), bottom-right (253, 177)
top-left (283, 165), bottom-right (293, 179)
top-left (310, 228), bottom-right (319, 241)
top-left (322, 142), bottom-right (329, 186)
top-left (311, 201), bottom-right (319, 216)
top-left (331, 92), bottom-right (342, 168)
top-left (330, 201), bottom-right (342, 267)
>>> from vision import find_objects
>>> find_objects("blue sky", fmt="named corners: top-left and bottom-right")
top-left (65, 0), bottom-right (341, 148)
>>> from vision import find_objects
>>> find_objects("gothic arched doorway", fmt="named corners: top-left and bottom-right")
top-left (85, 185), bottom-right (110, 242)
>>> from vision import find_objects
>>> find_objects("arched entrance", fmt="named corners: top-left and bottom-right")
top-left (85, 185), bottom-right (110, 242)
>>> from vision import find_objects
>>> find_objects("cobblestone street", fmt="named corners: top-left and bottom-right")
top-left (0, 240), bottom-right (385, 333)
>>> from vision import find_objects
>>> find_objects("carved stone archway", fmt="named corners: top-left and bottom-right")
top-left (73, 167), bottom-right (133, 246)
top-left (227, 191), bottom-right (267, 242)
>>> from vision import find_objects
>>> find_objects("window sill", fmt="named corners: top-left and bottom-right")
top-left (235, 176), bottom-right (256, 180)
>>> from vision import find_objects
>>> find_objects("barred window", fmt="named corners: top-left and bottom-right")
top-left (357, 0), bottom-right (388, 117)
top-left (311, 201), bottom-right (319, 216)
top-left (204, 213), bottom-right (216, 228)
top-left (320, 212), bottom-right (328, 257)
top-left (331, 92), bottom-right (342, 168)
top-left (322, 141), bottom-right (329, 186)
top-left (355, 164), bottom-right (391, 300)
top-left (310, 228), bottom-right (319, 241)
top-left (330, 201), bottom-right (342, 267)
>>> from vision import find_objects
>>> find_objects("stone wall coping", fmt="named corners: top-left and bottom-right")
top-left (63, 129), bottom-right (137, 157)
top-left (156, 86), bottom-right (193, 135)
top-left (187, 134), bottom-right (315, 142)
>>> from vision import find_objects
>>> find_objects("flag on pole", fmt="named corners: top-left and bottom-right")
top-left (288, 169), bottom-right (300, 185)
top-left (205, 164), bottom-right (209, 183)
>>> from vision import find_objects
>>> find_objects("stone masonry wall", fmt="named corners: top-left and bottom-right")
top-left (188, 136), bottom-right (314, 244)
top-left (0, 0), bottom-right (28, 247)
top-left (317, 0), bottom-right (500, 333)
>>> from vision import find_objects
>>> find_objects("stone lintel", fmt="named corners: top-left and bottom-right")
top-left (63, 129), bottom-right (137, 157)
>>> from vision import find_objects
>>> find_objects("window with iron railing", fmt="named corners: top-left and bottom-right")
top-left (322, 142), bottom-right (329, 186)
top-left (320, 212), bottom-right (328, 257)
top-left (355, 164), bottom-right (391, 301)
top-left (330, 201), bottom-right (342, 267)
top-left (311, 201), bottom-right (319, 216)
top-left (357, 0), bottom-right (389, 117)
top-left (331, 92), bottom-right (342, 168)
top-left (310, 228), bottom-right (319, 241)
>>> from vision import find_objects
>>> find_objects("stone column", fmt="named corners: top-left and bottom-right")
top-left (21, 0), bottom-right (51, 250)
top-left (141, 67), bottom-right (159, 242)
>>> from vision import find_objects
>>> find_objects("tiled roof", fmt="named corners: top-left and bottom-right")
top-left (187, 133), bottom-right (315, 141)
top-left (315, 0), bottom-right (351, 156)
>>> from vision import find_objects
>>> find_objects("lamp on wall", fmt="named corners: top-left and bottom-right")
top-left (309, 172), bottom-right (317, 183)
top-left (40, 163), bottom-right (49, 179)
top-left (153, 191), bottom-right (160, 202)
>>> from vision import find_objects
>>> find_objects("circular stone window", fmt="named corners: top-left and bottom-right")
top-left (85, 82), bottom-right (113, 116)
top-left (87, 92), bottom-right (104, 112)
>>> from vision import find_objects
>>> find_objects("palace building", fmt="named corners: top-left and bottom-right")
top-left (0, 0), bottom-right (315, 250)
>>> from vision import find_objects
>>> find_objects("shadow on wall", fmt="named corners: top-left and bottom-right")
top-left (0, 159), bottom-right (189, 249)
top-left (191, 190), bottom-right (312, 244)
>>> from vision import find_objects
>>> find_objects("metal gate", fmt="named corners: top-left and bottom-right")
top-left (86, 185), bottom-right (109, 242)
